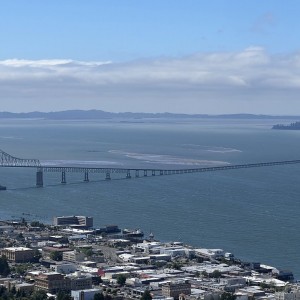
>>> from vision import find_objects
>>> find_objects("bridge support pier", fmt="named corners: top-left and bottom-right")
top-left (36, 169), bottom-right (43, 187)
top-left (144, 170), bottom-right (147, 177)
top-left (135, 170), bottom-right (139, 177)
top-left (61, 171), bottom-right (66, 184)
top-left (84, 171), bottom-right (89, 182)
top-left (126, 170), bottom-right (131, 179)
top-left (105, 172), bottom-right (111, 180)
top-left (152, 170), bottom-right (155, 176)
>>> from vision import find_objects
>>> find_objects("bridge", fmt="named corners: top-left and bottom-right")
top-left (1, 149), bottom-right (300, 188)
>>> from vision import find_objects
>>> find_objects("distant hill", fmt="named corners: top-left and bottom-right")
top-left (0, 110), bottom-right (299, 120)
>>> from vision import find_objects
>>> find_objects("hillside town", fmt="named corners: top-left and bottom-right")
top-left (0, 216), bottom-right (298, 300)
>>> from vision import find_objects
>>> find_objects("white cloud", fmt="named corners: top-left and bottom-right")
top-left (0, 47), bottom-right (300, 114)
top-left (0, 59), bottom-right (111, 68)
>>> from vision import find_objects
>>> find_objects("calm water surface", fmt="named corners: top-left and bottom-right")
top-left (0, 118), bottom-right (300, 277)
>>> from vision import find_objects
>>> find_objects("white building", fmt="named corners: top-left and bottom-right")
top-left (194, 248), bottom-right (224, 260)
top-left (71, 288), bottom-right (102, 300)
top-left (50, 263), bottom-right (77, 274)
top-left (275, 291), bottom-right (300, 300)
top-left (134, 241), bottom-right (162, 253)
top-left (160, 247), bottom-right (194, 258)
top-left (119, 253), bottom-right (135, 262)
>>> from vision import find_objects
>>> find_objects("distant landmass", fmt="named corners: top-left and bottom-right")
top-left (0, 110), bottom-right (300, 120)
top-left (272, 121), bottom-right (300, 130)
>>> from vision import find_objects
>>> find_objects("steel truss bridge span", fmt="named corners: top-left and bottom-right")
top-left (0, 149), bottom-right (40, 167)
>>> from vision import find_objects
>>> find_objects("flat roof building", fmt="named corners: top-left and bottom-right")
top-left (35, 272), bottom-right (71, 294)
top-left (71, 288), bottom-right (102, 300)
top-left (162, 281), bottom-right (191, 300)
top-left (0, 247), bottom-right (36, 263)
top-left (53, 216), bottom-right (93, 229)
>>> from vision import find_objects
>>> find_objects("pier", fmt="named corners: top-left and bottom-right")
top-left (1, 149), bottom-right (300, 188)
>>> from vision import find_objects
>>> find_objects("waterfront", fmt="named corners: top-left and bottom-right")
top-left (0, 118), bottom-right (300, 277)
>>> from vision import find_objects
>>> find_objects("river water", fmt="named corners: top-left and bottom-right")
top-left (0, 118), bottom-right (300, 277)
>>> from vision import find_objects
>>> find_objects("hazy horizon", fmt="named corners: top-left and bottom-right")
top-left (1, 109), bottom-right (300, 118)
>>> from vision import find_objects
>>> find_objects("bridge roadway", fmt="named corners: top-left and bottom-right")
top-left (2, 158), bottom-right (300, 187)
top-left (39, 158), bottom-right (300, 175)
top-left (2, 148), bottom-right (300, 186)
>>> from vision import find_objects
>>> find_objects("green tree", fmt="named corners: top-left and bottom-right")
top-left (202, 270), bottom-right (208, 277)
top-left (10, 285), bottom-right (16, 295)
top-left (221, 292), bottom-right (236, 300)
top-left (16, 289), bottom-right (27, 298)
top-left (259, 282), bottom-right (268, 289)
top-left (13, 263), bottom-right (31, 275)
top-left (33, 249), bottom-right (42, 263)
top-left (116, 274), bottom-right (127, 286)
top-left (211, 270), bottom-right (221, 278)
top-left (50, 251), bottom-right (63, 261)
top-left (104, 295), bottom-right (112, 300)
top-left (17, 233), bottom-right (24, 240)
top-left (0, 286), bottom-right (7, 297)
top-left (0, 255), bottom-right (10, 276)
top-left (171, 262), bottom-right (182, 270)
top-left (31, 290), bottom-right (48, 300)
top-left (30, 221), bottom-right (45, 228)
top-left (56, 291), bottom-right (72, 300)
top-left (141, 290), bottom-right (152, 300)
top-left (85, 248), bottom-right (94, 257)
top-left (81, 248), bottom-right (93, 257)
top-left (94, 293), bottom-right (105, 300)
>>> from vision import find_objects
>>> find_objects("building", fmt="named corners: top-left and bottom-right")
top-left (63, 250), bottom-right (85, 262)
top-left (160, 246), bottom-right (194, 258)
top-left (53, 216), bottom-right (93, 228)
top-left (71, 288), bottom-right (102, 300)
top-left (0, 247), bottom-right (35, 263)
top-left (162, 281), bottom-right (191, 300)
top-left (42, 246), bottom-right (72, 260)
top-left (67, 272), bottom-right (93, 291)
top-left (194, 248), bottom-right (225, 260)
top-left (219, 277), bottom-right (246, 292)
top-left (275, 291), bottom-right (300, 300)
top-left (51, 263), bottom-right (77, 274)
top-left (34, 272), bottom-right (71, 294)
top-left (0, 225), bottom-right (14, 233)
top-left (34, 271), bottom-right (92, 294)
top-left (15, 283), bottom-right (35, 295)
top-left (3, 281), bottom-right (34, 295)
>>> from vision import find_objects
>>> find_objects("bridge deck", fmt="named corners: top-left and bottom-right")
top-left (1, 159), bottom-right (300, 173)
top-left (3, 149), bottom-right (300, 187)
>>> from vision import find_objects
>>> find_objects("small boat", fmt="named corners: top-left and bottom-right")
top-left (122, 228), bottom-right (144, 238)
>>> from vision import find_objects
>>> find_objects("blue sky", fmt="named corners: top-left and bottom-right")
top-left (1, 1), bottom-right (300, 114)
